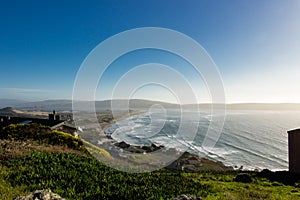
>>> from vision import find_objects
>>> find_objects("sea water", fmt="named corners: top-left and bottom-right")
top-left (108, 110), bottom-right (300, 171)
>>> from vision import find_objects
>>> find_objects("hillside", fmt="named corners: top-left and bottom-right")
top-left (0, 107), bottom-right (24, 116)
top-left (0, 107), bottom-right (49, 118)
top-left (0, 99), bottom-right (28, 109)
top-left (2, 98), bottom-right (300, 111)
top-left (13, 99), bottom-right (179, 111)
top-left (1, 123), bottom-right (300, 199)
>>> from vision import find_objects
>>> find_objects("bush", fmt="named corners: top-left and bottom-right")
top-left (0, 124), bottom-right (88, 154)
top-left (0, 123), bottom-right (51, 141)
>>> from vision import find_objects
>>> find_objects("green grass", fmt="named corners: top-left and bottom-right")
top-left (0, 151), bottom-right (211, 199)
top-left (82, 139), bottom-right (111, 158)
top-left (183, 172), bottom-right (300, 200)
top-left (1, 123), bottom-right (300, 199)
top-left (0, 164), bottom-right (29, 200)
top-left (0, 151), bottom-right (300, 200)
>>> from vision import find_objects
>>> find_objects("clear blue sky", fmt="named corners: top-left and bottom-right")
top-left (0, 0), bottom-right (300, 103)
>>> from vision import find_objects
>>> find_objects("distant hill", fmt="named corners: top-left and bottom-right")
top-left (3, 98), bottom-right (300, 111)
top-left (0, 106), bottom-right (49, 118)
top-left (15, 99), bottom-right (72, 111)
top-left (0, 99), bottom-right (28, 108)
top-left (0, 107), bottom-right (15, 113)
top-left (0, 107), bottom-right (24, 116)
top-left (96, 99), bottom-right (179, 110)
top-left (15, 99), bottom-right (179, 111)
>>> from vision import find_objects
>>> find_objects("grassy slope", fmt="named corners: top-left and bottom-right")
top-left (0, 124), bottom-right (300, 199)
top-left (1, 152), bottom-right (300, 200)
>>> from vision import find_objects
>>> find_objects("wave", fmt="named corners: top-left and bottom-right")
top-left (108, 110), bottom-right (300, 170)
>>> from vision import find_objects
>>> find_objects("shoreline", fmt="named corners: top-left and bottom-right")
top-left (99, 110), bottom-right (233, 172)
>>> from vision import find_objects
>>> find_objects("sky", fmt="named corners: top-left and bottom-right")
top-left (0, 0), bottom-right (300, 103)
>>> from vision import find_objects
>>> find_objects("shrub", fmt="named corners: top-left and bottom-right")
top-left (0, 124), bottom-right (88, 154)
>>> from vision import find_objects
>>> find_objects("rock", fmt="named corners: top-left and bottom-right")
top-left (165, 151), bottom-right (203, 172)
top-left (127, 145), bottom-right (145, 153)
top-left (116, 141), bottom-right (130, 149)
top-left (171, 194), bottom-right (202, 200)
top-left (14, 189), bottom-right (65, 200)
top-left (234, 173), bottom-right (252, 183)
top-left (165, 148), bottom-right (180, 155)
top-left (141, 145), bottom-right (152, 152)
top-left (102, 117), bottom-right (112, 123)
top-left (140, 144), bottom-right (164, 152)
top-left (150, 143), bottom-right (159, 151)
top-left (115, 142), bottom-right (164, 153)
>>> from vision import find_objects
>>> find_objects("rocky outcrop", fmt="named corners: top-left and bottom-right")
top-left (115, 141), bottom-right (131, 149)
top-left (171, 194), bottom-right (202, 200)
top-left (166, 152), bottom-right (203, 171)
top-left (111, 140), bottom-right (232, 172)
top-left (114, 141), bottom-right (164, 153)
top-left (141, 143), bottom-right (164, 152)
top-left (14, 189), bottom-right (64, 200)
top-left (166, 151), bottom-right (233, 172)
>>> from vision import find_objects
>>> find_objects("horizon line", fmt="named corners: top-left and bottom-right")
top-left (2, 98), bottom-right (300, 105)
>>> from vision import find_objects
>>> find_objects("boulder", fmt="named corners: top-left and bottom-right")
top-left (14, 189), bottom-right (64, 200)
top-left (116, 141), bottom-right (130, 149)
top-left (234, 173), bottom-right (252, 183)
top-left (150, 143), bottom-right (159, 151)
top-left (141, 145), bottom-right (152, 152)
top-left (102, 117), bottom-right (112, 123)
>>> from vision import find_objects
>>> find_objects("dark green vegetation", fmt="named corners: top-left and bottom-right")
top-left (1, 152), bottom-right (210, 199)
top-left (1, 124), bottom-right (300, 199)
top-left (0, 124), bottom-right (89, 157)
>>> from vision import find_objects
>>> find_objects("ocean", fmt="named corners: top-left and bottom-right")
top-left (106, 110), bottom-right (300, 171)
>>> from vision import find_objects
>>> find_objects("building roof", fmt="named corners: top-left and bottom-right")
top-left (50, 121), bottom-right (77, 130)
top-left (19, 120), bottom-right (32, 125)
top-left (288, 128), bottom-right (300, 134)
